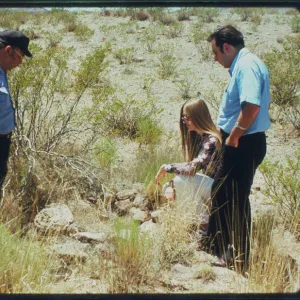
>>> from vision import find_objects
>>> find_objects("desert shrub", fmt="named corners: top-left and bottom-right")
top-left (189, 25), bottom-right (213, 61)
top-left (140, 26), bottom-right (158, 52)
top-left (50, 8), bottom-right (77, 26)
top-left (194, 8), bottom-right (220, 23)
top-left (264, 36), bottom-right (300, 128)
top-left (176, 8), bottom-right (191, 21)
top-left (290, 14), bottom-right (300, 33)
top-left (285, 8), bottom-right (299, 16)
top-left (0, 224), bottom-right (54, 292)
top-left (74, 23), bottom-right (94, 41)
top-left (107, 217), bottom-right (155, 293)
top-left (135, 116), bottom-right (163, 146)
top-left (0, 9), bottom-right (18, 29)
top-left (165, 22), bottom-right (184, 39)
top-left (6, 41), bottom-right (111, 221)
top-left (190, 23), bottom-right (208, 45)
top-left (201, 75), bottom-right (227, 117)
top-left (158, 13), bottom-right (177, 26)
top-left (157, 46), bottom-right (180, 79)
top-left (260, 148), bottom-right (300, 227)
top-left (93, 138), bottom-right (118, 168)
top-left (21, 27), bottom-right (40, 40)
top-left (146, 7), bottom-right (166, 21)
top-left (44, 31), bottom-right (63, 48)
top-left (231, 7), bottom-right (264, 22)
top-left (114, 46), bottom-right (135, 64)
top-left (174, 69), bottom-right (197, 99)
top-left (131, 10), bottom-right (149, 21)
top-left (90, 92), bottom-right (162, 146)
top-left (267, 8), bottom-right (279, 15)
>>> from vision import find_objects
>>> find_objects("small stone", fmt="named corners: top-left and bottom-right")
top-left (74, 232), bottom-right (108, 243)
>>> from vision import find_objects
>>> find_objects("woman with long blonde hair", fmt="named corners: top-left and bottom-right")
top-left (155, 99), bottom-right (222, 235)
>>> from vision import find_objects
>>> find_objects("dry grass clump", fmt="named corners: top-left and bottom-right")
top-left (193, 264), bottom-right (217, 282)
top-left (0, 223), bottom-right (55, 293)
top-left (106, 217), bottom-right (156, 293)
top-left (156, 205), bottom-right (196, 269)
top-left (248, 213), bottom-right (298, 292)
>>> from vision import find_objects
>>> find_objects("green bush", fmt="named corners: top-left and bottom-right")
top-left (157, 46), bottom-right (180, 79)
top-left (74, 23), bottom-right (95, 41)
top-left (114, 46), bottom-right (135, 64)
top-left (165, 22), bottom-right (184, 39)
top-left (194, 8), bottom-right (220, 23)
top-left (174, 69), bottom-right (197, 99)
top-left (264, 35), bottom-right (300, 128)
top-left (291, 15), bottom-right (300, 33)
top-left (231, 7), bottom-right (265, 22)
top-left (90, 93), bottom-right (162, 146)
top-left (94, 138), bottom-right (118, 168)
top-left (176, 8), bottom-right (191, 21)
top-left (140, 27), bottom-right (158, 52)
top-left (260, 148), bottom-right (300, 226)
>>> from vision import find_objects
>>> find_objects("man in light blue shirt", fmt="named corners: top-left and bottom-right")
top-left (205, 25), bottom-right (271, 274)
top-left (0, 30), bottom-right (32, 189)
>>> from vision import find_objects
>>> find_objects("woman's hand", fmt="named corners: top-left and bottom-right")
top-left (155, 164), bottom-right (167, 184)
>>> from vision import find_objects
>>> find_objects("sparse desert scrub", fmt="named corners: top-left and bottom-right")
top-left (290, 14), bottom-right (300, 33)
top-left (260, 147), bottom-right (300, 229)
top-left (231, 7), bottom-right (265, 22)
top-left (114, 46), bottom-right (135, 64)
top-left (73, 23), bottom-right (95, 41)
top-left (164, 21), bottom-right (184, 39)
top-left (140, 26), bottom-right (159, 52)
top-left (176, 8), bottom-right (191, 21)
top-left (193, 7), bottom-right (220, 23)
top-left (157, 46), bottom-right (180, 79)
top-left (264, 35), bottom-right (300, 128)
top-left (174, 68), bottom-right (198, 99)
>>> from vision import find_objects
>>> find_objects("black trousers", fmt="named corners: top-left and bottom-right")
top-left (0, 135), bottom-right (11, 188)
top-left (207, 130), bottom-right (266, 271)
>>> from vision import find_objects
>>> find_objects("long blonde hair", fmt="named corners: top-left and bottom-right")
top-left (180, 99), bottom-right (222, 162)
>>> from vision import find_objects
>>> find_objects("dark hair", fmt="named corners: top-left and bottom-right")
top-left (207, 25), bottom-right (245, 53)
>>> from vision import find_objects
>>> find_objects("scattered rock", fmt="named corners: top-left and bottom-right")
top-left (140, 219), bottom-right (160, 236)
top-left (116, 189), bottom-right (137, 201)
top-left (34, 204), bottom-right (74, 233)
top-left (74, 232), bottom-right (109, 244)
top-left (133, 194), bottom-right (149, 210)
top-left (151, 210), bottom-right (164, 222)
top-left (49, 240), bottom-right (89, 264)
top-left (115, 199), bottom-right (134, 215)
top-left (129, 207), bottom-right (150, 223)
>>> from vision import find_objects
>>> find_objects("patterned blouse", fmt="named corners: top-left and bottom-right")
top-left (164, 134), bottom-right (222, 179)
